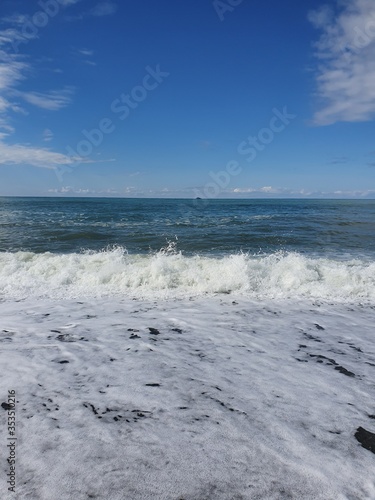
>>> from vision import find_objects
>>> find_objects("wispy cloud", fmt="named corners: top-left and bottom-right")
top-left (78, 48), bottom-right (94, 57)
top-left (91, 2), bottom-right (118, 17)
top-left (75, 48), bottom-right (96, 66)
top-left (0, 53), bottom-right (26, 92)
top-left (1, 14), bottom-right (29, 26)
top-left (66, 2), bottom-right (118, 21)
top-left (0, 51), bottom-right (28, 134)
top-left (309, 0), bottom-right (375, 125)
top-left (43, 129), bottom-right (53, 142)
top-left (15, 87), bottom-right (74, 111)
top-left (0, 1), bottom-right (84, 48)
top-left (0, 141), bottom-right (76, 169)
top-left (0, 14), bottom-right (77, 169)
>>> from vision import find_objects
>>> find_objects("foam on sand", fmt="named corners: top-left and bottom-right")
top-left (0, 296), bottom-right (374, 499)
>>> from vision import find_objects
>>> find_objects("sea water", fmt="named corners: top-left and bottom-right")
top-left (0, 197), bottom-right (374, 301)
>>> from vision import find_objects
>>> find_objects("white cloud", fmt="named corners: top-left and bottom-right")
top-left (229, 186), bottom-right (375, 198)
top-left (0, 52), bottom-right (26, 92)
top-left (91, 2), bottom-right (118, 17)
top-left (15, 87), bottom-right (74, 110)
top-left (75, 47), bottom-right (96, 66)
top-left (232, 186), bottom-right (283, 194)
top-left (0, 28), bottom-right (26, 47)
top-left (1, 14), bottom-right (29, 26)
top-left (48, 186), bottom-right (120, 195)
top-left (307, 5), bottom-right (333, 30)
top-left (0, 51), bottom-right (28, 135)
top-left (0, 141), bottom-right (77, 169)
top-left (309, 0), bottom-right (375, 125)
top-left (0, 1), bottom-right (101, 172)
top-left (78, 48), bottom-right (94, 56)
top-left (233, 187), bottom-right (256, 193)
top-left (66, 2), bottom-right (117, 21)
top-left (43, 129), bottom-right (53, 142)
top-left (42, 186), bottom-right (375, 199)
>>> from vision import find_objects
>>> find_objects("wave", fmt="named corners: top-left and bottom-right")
top-left (0, 247), bottom-right (374, 301)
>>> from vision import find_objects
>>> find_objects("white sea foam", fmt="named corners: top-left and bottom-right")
top-left (0, 248), bottom-right (374, 301)
top-left (1, 295), bottom-right (375, 499)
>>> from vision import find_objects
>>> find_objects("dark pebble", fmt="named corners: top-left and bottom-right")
top-left (355, 427), bottom-right (375, 453)
top-left (1, 402), bottom-right (13, 410)
top-left (148, 328), bottom-right (160, 335)
top-left (56, 334), bottom-right (75, 343)
top-left (335, 366), bottom-right (355, 377)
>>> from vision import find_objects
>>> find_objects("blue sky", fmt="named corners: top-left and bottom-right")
top-left (0, 0), bottom-right (374, 198)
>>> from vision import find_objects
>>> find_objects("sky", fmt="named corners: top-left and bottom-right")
top-left (0, 0), bottom-right (374, 198)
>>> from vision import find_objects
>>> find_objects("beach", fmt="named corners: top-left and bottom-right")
top-left (1, 294), bottom-right (375, 499)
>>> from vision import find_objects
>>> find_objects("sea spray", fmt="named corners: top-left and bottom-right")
top-left (0, 248), bottom-right (374, 301)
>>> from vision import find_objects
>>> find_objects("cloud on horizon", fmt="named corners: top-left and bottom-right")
top-left (309, 0), bottom-right (375, 125)
top-left (43, 185), bottom-right (375, 199)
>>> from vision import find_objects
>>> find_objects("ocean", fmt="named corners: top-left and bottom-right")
top-left (0, 197), bottom-right (374, 300)
top-left (1, 197), bottom-right (375, 499)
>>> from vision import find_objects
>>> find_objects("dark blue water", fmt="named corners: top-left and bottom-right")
top-left (0, 197), bottom-right (374, 257)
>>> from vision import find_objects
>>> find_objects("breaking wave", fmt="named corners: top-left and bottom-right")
top-left (0, 247), bottom-right (374, 301)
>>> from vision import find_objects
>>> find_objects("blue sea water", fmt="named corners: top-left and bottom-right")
top-left (0, 197), bottom-right (374, 300)
top-left (1, 197), bottom-right (374, 257)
